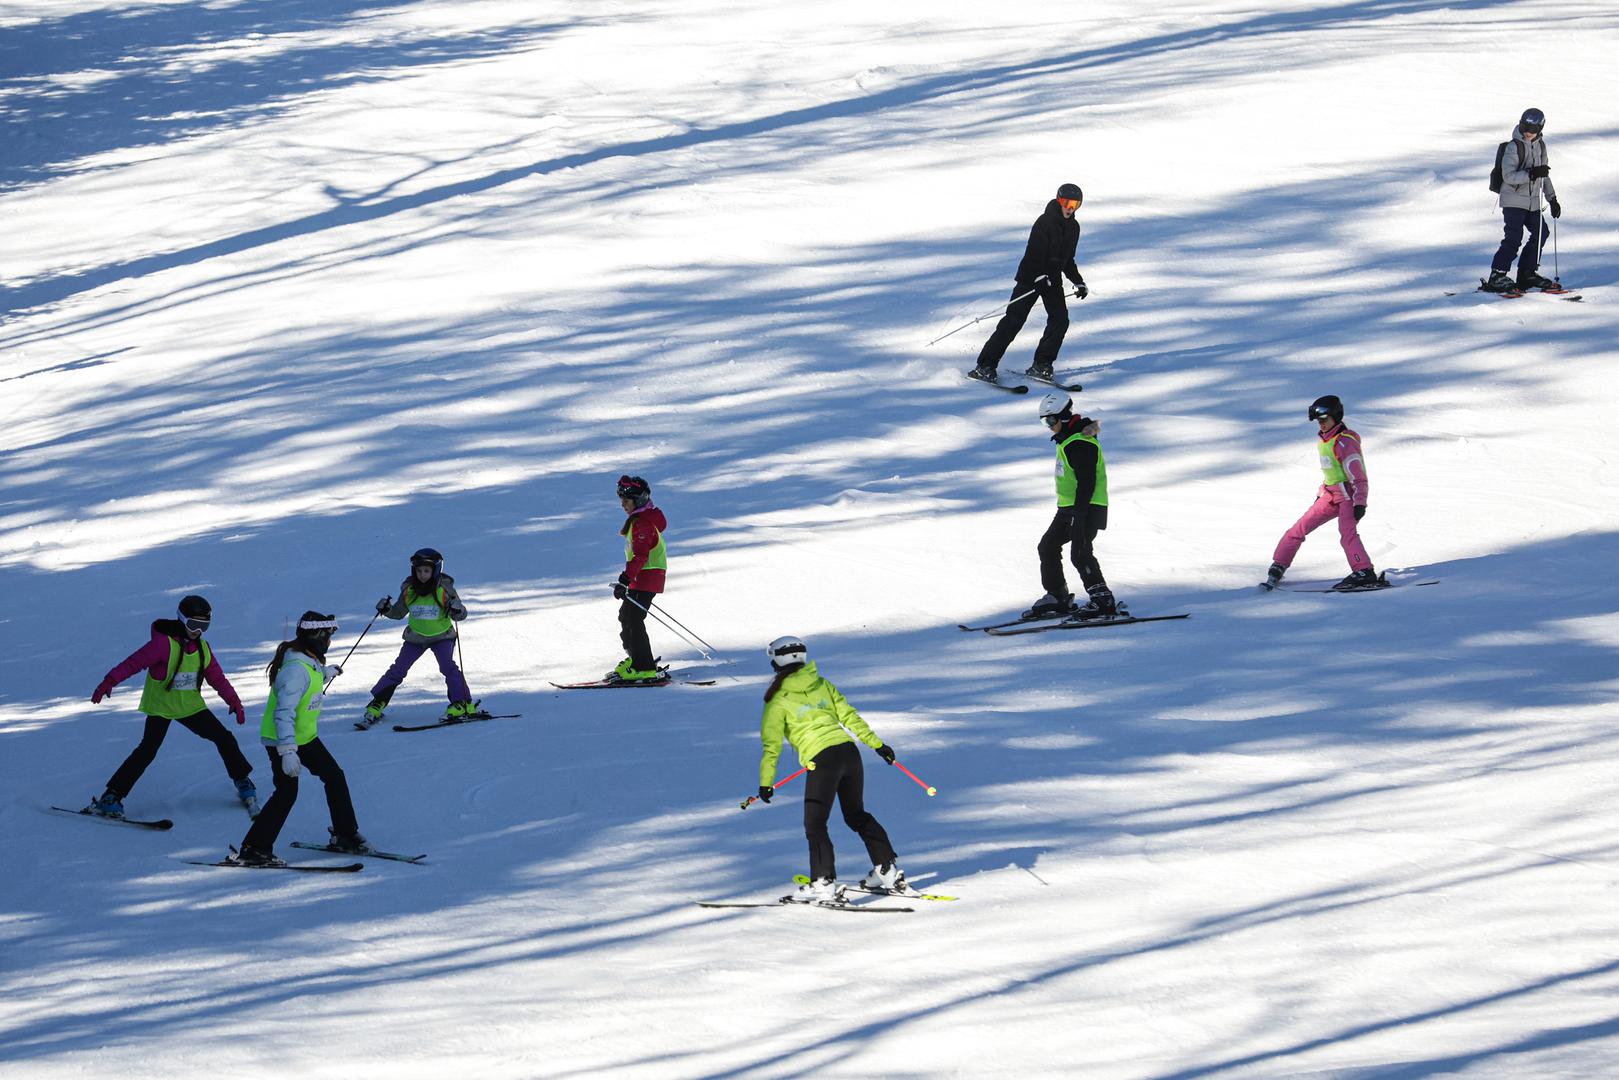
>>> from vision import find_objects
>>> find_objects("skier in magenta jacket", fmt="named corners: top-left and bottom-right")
top-left (1263, 395), bottom-right (1376, 591)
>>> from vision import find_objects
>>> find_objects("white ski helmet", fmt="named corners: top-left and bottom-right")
top-left (1038, 391), bottom-right (1072, 421)
top-left (766, 635), bottom-right (808, 669)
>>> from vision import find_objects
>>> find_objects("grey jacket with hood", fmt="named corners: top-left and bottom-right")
top-left (1498, 125), bottom-right (1558, 212)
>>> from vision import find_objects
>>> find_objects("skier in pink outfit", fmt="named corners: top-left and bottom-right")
top-left (1263, 395), bottom-right (1378, 591)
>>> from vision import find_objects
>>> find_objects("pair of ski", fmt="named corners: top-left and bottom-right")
top-left (550, 674), bottom-right (716, 690)
top-left (1458, 281), bottom-right (1583, 302)
top-left (958, 608), bottom-right (1190, 636)
top-left (697, 876), bottom-right (958, 913)
top-left (189, 842), bottom-right (428, 871)
top-left (964, 369), bottom-right (1083, 395)
top-left (52, 794), bottom-right (257, 830)
top-left (1261, 572), bottom-right (1441, 594)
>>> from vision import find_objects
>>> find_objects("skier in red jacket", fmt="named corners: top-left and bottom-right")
top-left (609, 475), bottom-right (668, 683)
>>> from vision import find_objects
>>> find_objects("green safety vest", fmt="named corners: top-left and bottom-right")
top-left (138, 636), bottom-right (212, 719)
top-left (406, 584), bottom-right (453, 638)
top-left (625, 523), bottom-right (668, 570)
top-left (261, 654), bottom-right (325, 746)
top-left (1318, 434), bottom-right (1349, 485)
top-left (1055, 431), bottom-right (1108, 508)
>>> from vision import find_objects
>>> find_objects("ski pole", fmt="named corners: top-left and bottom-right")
top-left (1551, 211), bottom-right (1560, 284)
top-left (648, 599), bottom-right (718, 657)
top-left (616, 587), bottom-right (713, 659)
top-left (926, 276), bottom-right (1048, 346)
top-left (333, 608), bottom-right (383, 676)
top-left (740, 765), bottom-right (809, 809)
top-left (892, 760), bottom-right (937, 797)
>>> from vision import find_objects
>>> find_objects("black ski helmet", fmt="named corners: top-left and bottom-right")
top-left (1308, 395), bottom-right (1345, 423)
top-left (1519, 107), bottom-right (1545, 135)
top-left (617, 474), bottom-right (651, 507)
top-left (1056, 182), bottom-right (1083, 205)
top-left (295, 611), bottom-right (338, 658)
top-left (410, 547), bottom-right (443, 578)
top-left (177, 594), bottom-right (212, 630)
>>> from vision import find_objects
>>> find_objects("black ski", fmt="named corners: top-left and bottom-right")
top-left (958, 608), bottom-right (1126, 632)
top-left (550, 677), bottom-right (715, 689)
top-left (187, 846), bottom-right (363, 872)
top-left (51, 805), bottom-right (174, 830)
top-left (1023, 371), bottom-right (1083, 392)
top-left (964, 371), bottom-right (1029, 394)
top-left (695, 898), bottom-right (914, 913)
top-left (391, 711), bottom-right (520, 733)
top-left (1278, 578), bottom-right (1439, 594)
top-left (985, 612), bottom-right (1190, 636)
top-left (291, 841), bottom-right (427, 863)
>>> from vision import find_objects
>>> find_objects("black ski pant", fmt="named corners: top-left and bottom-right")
top-left (617, 589), bottom-right (657, 670)
top-left (241, 738), bottom-right (358, 854)
top-left (802, 741), bottom-right (896, 881)
top-left (105, 709), bottom-right (252, 797)
top-left (1038, 504), bottom-right (1108, 599)
top-left (975, 278), bottom-right (1069, 373)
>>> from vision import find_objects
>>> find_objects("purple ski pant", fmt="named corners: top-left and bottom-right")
top-left (1272, 493), bottom-right (1371, 572)
top-left (371, 638), bottom-right (470, 702)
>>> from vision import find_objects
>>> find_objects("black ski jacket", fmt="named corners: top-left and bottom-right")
top-left (1014, 200), bottom-right (1083, 287)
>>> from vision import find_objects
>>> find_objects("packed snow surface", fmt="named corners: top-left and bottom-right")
top-left (3, 1), bottom-right (1618, 1076)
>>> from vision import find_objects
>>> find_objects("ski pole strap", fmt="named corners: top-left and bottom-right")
top-left (893, 761), bottom-right (938, 797)
top-left (739, 765), bottom-right (810, 809)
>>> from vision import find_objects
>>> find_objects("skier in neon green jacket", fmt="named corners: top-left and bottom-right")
top-left (757, 636), bottom-right (906, 903)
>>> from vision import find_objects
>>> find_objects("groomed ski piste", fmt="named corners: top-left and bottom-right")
top-left (3, 1), bottom-right (1618, 1076)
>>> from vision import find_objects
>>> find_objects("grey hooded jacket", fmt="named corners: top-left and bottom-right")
top-left (1498, 125), bottom-right (1558, 212)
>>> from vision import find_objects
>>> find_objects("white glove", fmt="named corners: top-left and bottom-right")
top-left (279, 746), bottom-right (302, 778)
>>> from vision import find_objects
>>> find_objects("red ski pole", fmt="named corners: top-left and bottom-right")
top-left (893, 760), bottom-right (937, 797)
top-left (740, 765), bottom-right (809, 810)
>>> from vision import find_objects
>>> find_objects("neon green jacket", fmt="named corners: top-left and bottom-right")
top-left (759, 662), bottom-right (883, 786)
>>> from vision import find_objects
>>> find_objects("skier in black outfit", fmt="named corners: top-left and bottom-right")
top-left (1026, 391), bottom-right (1115, 620)
top-left (970, 182), bottom-right (1089, 383)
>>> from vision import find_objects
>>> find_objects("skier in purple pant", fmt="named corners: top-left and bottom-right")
top-left (360, 548), bottom-right (475, 725)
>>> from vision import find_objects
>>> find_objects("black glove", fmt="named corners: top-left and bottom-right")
top-left (876, 744), bottom-right (896, 765)
top-left (1528, 164), bottom-right (1550, 180)
top-left (449, 602), bottom-right (466, 618)
top-left (612, 582), bottom-right (628, 600)
top-left (1072, 276), bottom-right (1088, 300)
top-left (1549, 198), bottom-right (1562, 219)
top-left (375, 596), bottom-right (392, 614)
top-left (1353, 505), bottom-right (1367, 522)
top-left (758, 785), bottom-right (773, 804)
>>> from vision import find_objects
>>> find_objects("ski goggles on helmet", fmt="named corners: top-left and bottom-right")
top-left (1057, 197), bottom-right (1080, 211)
top-left (1308, 404), bottom-right (1334, 420)
top-left (182, 615), bottom-right (211, 633)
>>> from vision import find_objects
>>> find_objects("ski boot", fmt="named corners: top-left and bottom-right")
top-left (358, 699), bottom-right (387, 728)
top-left (1517, 270), bottom-right (1560, 292)
top-left (326, 827), bottom-right (374, 855)
top-left (1021, 591), bottom-right (1076, 619)
top-left (1071, 585), bottom-right (1118, 619)
top-left (445, 699), bottom-right (482, 721)
top-left (783, 877), bottom-right (846, 905)
top-left (1023, 363), bottom-right (1054, 381)
top-left (965, 365), bottom-right (999, 384)
top-left (231, 845), bottom-right (286, 868)
top-left (1479, 269), bottom-right (1519, 294)
top-left (860, 862), bottom-right (908, 893)
top-left (1260, 561), bottom-right (1286, 591)
top-left (1332, 568), bottom-right (1383, 591)
top-left (234, 777), bottom-right (259, 817)
top-left (87, 789), bottom-right (125, 819)
top-left (612, 666), bottom-right (666, 684)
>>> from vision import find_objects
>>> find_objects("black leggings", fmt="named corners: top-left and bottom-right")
top-left (802, 741), bottom-right (896, 881)
top-left (105, 710), bottom-right (253, 797)
top-left (241, 738), bottom-right (358, 853)
top-left (1038, 504), bottom-right (1107, 598)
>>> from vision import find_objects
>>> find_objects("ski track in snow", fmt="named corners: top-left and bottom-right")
top-left (3, 0), bottom-right (1619, 1076)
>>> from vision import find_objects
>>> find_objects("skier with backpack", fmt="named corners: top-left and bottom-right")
top-left (756, 636), bottom-right (905, 904)
top-left (1482, 107), bottom-right (1564, 293)
top-left (360, 548), bottom-right (475, 726)
top-left (1025, 391), bottom-right (1117, 619)
top-left (968, 182), bottom-right (1089, 385)
top-left (86, 595), bottom-right (257, 818)
top-left (237, 612), bottom-right (369, 865)
top-left (1262, 395), bottom-right (1376, 591)
top-left (607, 475), bottom-right (668, 683)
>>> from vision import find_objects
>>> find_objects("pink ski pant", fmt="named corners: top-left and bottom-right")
top-left (1273, 493), bottom-right (1371, 571)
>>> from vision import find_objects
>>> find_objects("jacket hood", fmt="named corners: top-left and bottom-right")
top-left (150, 618), bottom-right (191, 640)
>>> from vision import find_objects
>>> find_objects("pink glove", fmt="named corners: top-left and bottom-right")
top-left (231, 703), bottom-right (247, 726)
top-left (91, 680), bottom-right (113, 704)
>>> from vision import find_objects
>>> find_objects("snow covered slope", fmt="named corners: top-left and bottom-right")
top-left (3, 1), bottom-right (1618, 1076)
